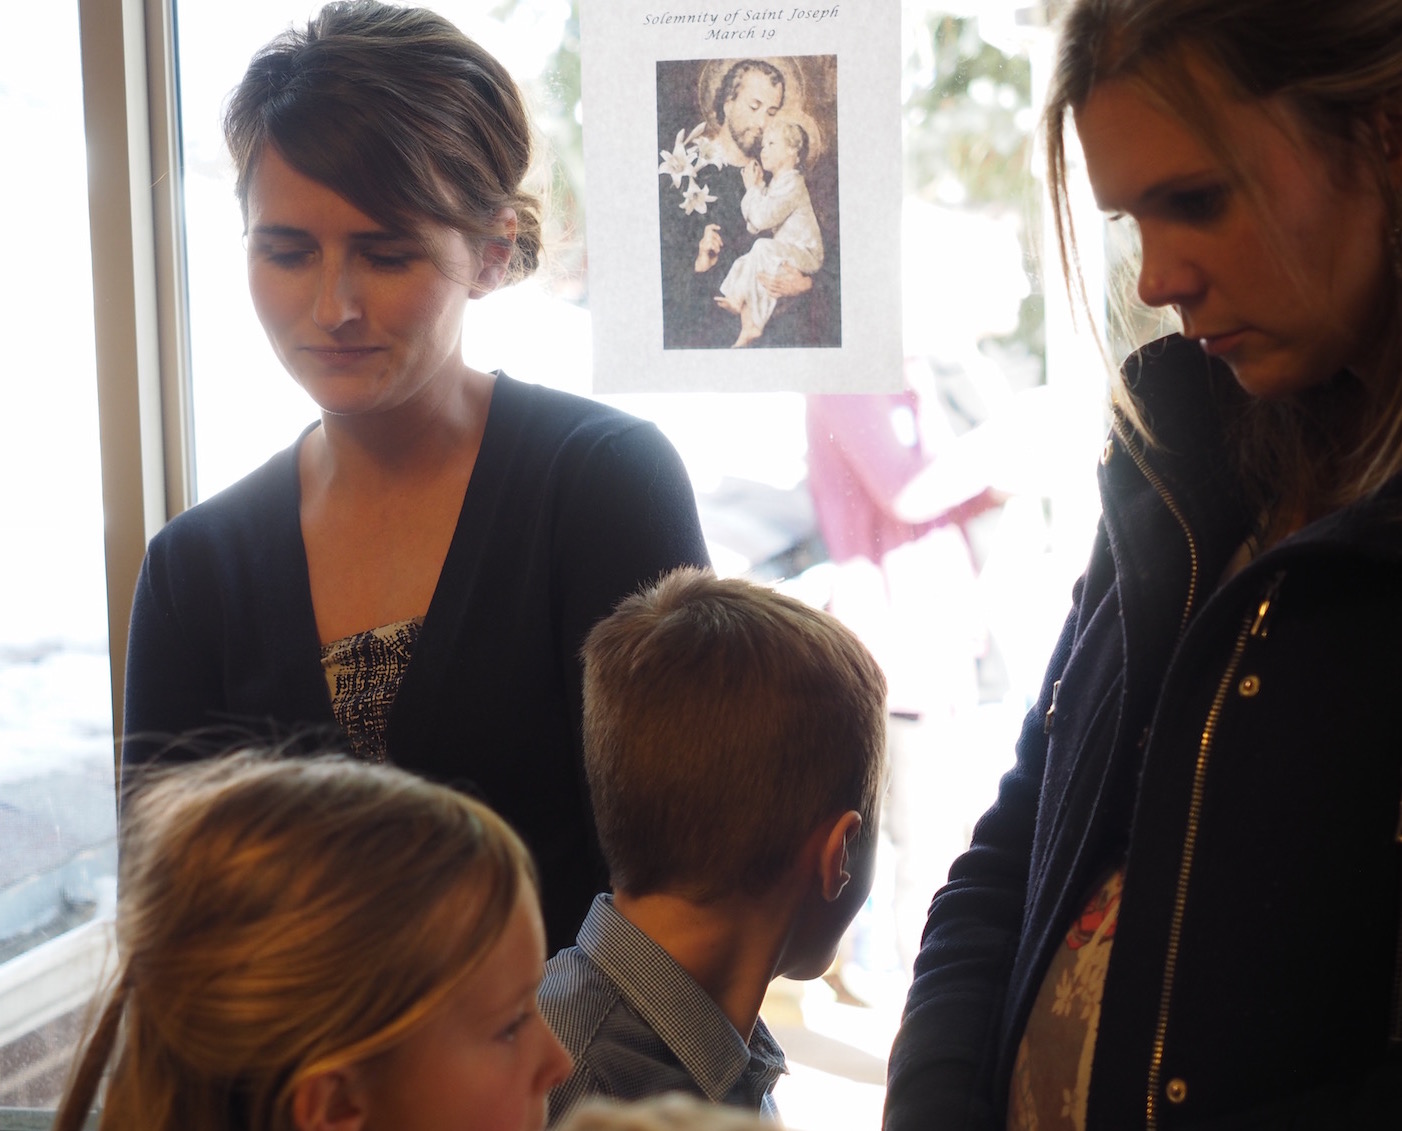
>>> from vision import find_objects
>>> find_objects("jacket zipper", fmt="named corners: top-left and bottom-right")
top-left (1144, 572), bottom-right (1283, 1128)
top-left (1109, 414), bottom-right (1201, 1127)
top-left (1116, 408), bottom-right (1293, 1124)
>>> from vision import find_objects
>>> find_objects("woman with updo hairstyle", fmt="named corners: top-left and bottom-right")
top-left (886, 0), bottom-right (1402, 1128)
top-left (121, 1), bottom-right (709, 952)
top-left (54, 752), bottom-right (571, 1131)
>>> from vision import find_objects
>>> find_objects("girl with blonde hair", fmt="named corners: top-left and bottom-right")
top-left (887, 0), bottom-right (1402, 1127)
top-left (54, 753), bottom-right (571, 1131)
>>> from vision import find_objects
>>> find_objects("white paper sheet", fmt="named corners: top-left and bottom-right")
top-left (579, 2), bottom-right (902, 392)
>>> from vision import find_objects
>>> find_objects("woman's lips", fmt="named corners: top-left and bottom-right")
top-left (1197, 330), bottom-right (1246, 357)
top-left (301, 345), bottom-right (384, 368)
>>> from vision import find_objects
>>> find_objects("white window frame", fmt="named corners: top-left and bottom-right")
top-left (0, 6), bottom-right (187, 1116)
top-left (79, 0), bottom-right (193, 749)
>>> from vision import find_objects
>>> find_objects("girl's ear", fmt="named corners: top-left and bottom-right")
top-left (469, 207), bottom-right (519, 298)
top-left (290, 1067), bottom-right (369, 1131)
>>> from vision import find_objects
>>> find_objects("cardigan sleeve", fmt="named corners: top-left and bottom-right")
top-left (119, 438), bottom-right (328, 791)
top-left (550, 418), bottom-right (711, 718)
top-left (121, 529), bottom-right (228, 783)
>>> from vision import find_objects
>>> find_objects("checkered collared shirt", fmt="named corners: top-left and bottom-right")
top-left (539, 894), bottom-right (787, 1126)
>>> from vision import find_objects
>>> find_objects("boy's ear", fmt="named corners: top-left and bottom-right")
top-left (469, 207), bottom-right (519, 298)
top-left (290, 1067), bottom-right (369, 1131)
top-left (817, 811), bottom-right (864, 902)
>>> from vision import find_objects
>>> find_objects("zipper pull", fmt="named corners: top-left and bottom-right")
top-left (1249, 571), bottom-right (1286, 638)
top-left (1044, 678), bottom-right (1061, 735)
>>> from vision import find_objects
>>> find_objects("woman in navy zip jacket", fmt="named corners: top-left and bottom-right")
top-left (885, 1), bottom-right (1402, 1127)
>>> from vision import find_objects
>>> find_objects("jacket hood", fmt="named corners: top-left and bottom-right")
top-left (1117, 333), bottom-right (1402, 567)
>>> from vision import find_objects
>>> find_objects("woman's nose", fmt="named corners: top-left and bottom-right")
top-left (1136, 228), bottom-right (1205, 310)
top-left (312, 258), bottom-right (361, 331)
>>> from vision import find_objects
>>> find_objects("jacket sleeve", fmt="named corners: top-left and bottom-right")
top-left (883, 569), bottom-right (1084, 1131)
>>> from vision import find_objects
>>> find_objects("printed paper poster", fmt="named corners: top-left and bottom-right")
top-left (580, 3), bottom-right (901, 392)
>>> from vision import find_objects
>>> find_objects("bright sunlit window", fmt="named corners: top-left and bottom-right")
top-left (0, 0), bottom-right (118, 1109)
top-left (0, 1), bottom-right (1116, 1121)
top-left (174, 4), bottom-right (1095, 1128)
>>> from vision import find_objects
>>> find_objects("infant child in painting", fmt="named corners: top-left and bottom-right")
top-left (539, 566), bottom-right (887, 1124)
top-left (715, 121), bottom-right (825, 347)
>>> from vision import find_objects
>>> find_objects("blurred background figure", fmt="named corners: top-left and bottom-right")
top-left (805, 198), bottom-right (1044, 983)
top-left (806, 373), bottom-right (996, 979)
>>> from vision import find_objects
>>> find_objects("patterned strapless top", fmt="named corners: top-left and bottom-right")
top-left (320, 617), bottom-right (424, 763)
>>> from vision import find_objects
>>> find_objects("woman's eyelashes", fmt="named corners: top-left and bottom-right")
top-left (1106, 184), bottom-right (1231, 229)
top-left (361, 250), bottom-right (418, 270)
top-left (251, 241), bottom-right (421, 270)
top-left (495, 1009), bottom-right (530, 1043)
top-left (254, 244), bottom-right (313, 268)
top-left (1164, 183), bottom-right (1229, 224)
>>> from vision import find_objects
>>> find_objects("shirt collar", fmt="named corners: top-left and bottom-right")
top-left (576, 894), bottom-right (787, 1103)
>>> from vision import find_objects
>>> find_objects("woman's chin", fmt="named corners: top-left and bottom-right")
top-left (1221, 353), bottom-right (1336, 401)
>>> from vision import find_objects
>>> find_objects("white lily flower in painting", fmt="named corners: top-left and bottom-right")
top-left (658, 128), bottom-right (698, 188)
top-left (692, 130), bottom-right (725, 174)
top-left (680, 180), bottom-right (717, 215)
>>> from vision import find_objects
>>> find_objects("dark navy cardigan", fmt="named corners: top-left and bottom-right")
top-left (122, 374), bottom-right (710, 952)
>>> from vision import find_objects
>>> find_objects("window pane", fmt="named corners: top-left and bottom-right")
top-left (0, 0), bottom-right (117, 1107)
top-left (174, 6), bottom-right (1097, 1130)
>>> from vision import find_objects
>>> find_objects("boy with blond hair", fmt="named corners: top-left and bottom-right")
top-left (540, 566), bottom-right (888, 1123)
